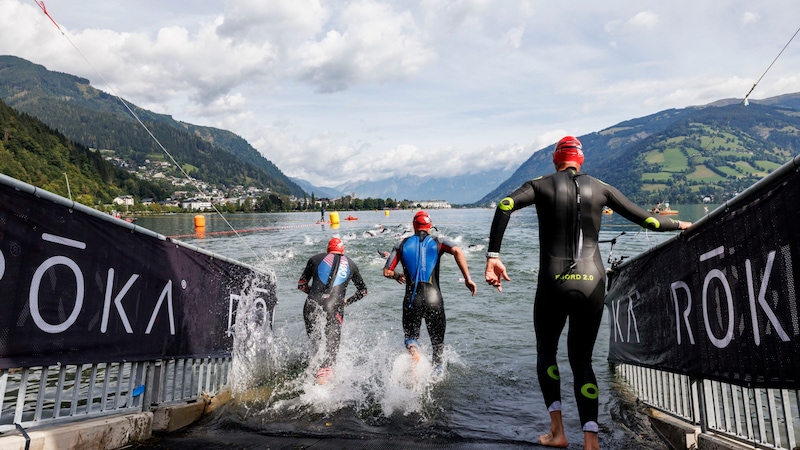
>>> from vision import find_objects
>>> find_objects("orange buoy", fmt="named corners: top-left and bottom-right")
top-left (194, 214), bottom-right (206, 229)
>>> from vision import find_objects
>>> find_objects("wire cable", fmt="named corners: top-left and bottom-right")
top-left (33, 0), bottom-right (268, 264)
top-left (700, 25), bottom-right (800, 153)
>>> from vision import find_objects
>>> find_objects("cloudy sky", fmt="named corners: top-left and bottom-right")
top-left (2, 0), bottom-right (799, 188)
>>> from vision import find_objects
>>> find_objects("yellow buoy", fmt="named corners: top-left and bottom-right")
top-left (329, 211), bottom-right (340, 224)
top-left (384, 210), bottom-right (390, 216)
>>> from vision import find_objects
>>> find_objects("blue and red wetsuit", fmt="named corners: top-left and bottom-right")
top-left (384, 230), bottom-right (459, 366)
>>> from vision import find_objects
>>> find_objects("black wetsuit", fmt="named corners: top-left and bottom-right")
top-left (487, 168), bottom-right (682, 430)
top-left (384, 230), bottom-right (458, 366)
top-left (298, 252), bottom-right (368, 368)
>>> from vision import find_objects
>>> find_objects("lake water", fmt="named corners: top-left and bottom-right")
top-left (135, 205), bottom-right (712, 449)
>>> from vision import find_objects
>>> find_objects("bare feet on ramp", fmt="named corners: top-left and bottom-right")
top-left (538, 431), bottom-right (568, 448)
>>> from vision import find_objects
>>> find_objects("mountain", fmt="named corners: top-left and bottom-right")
top-left (3, 56), bottom-right (798, 206)
top-left (0, 97), bottom-right (171, 204)
top-left (290, 177), bottom-right (343, 199)
top-left (0, 55), bottom-right (304, 198)
top-left (478, 97), bottom-right (800, 205)
top-left (336, 168), bottom-right (514, 205)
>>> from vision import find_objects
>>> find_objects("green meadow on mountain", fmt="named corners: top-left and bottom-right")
top-left (1, 55), bottom-right (799, 207)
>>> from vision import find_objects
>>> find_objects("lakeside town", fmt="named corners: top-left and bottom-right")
top-left (105, 154), bottom-right (452, 214)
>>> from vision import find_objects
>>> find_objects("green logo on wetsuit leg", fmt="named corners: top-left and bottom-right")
top-left (644, 217), bottom-right (661, 229)
top-left (547, 365), bottom-right (560, 380)
top-left (581, 383), bottom-right (599, 399)
top-left (499, 197), bottom-right (514, 211)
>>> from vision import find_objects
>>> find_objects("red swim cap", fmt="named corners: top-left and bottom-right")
top-left (553, 136), bottom-right (584, 165)
top-left (327, 237), bottom-right (344, 254)
top-left (413, 211), bottom-right (432, 231)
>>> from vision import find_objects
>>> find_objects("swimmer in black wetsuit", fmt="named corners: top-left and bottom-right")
top-left (383, 211), bottom-right (477, 376)
top-left (298, 237), bottom-right (368, 383)
top-left (484, 136), bottom-right (691, 450)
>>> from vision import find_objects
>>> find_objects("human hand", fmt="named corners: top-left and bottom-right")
top-left (464, 278), bottom-right (477, 296)
top-left (678, 220), bottom-right (692, 230)
top-left (484, 258), bottom-right (510, 292)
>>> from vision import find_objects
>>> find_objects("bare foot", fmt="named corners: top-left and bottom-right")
top-left (539, 410), bottom-right (568, 448)
top-left (407, 345), bottom-right (420, 364)
top-left (583, 431), bottom-right (599, 450)
top-left (539, 431), bottom-right (568, 448)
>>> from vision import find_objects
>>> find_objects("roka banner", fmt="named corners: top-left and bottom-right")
top-left (606, 159), bottom-right (800, 389)
top-left (0, 174), bottom-right (275, 369)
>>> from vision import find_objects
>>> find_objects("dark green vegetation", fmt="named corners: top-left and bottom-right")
top-left (0, 55), bottom-right (304, 199)
top-left (480, 100), bottom-right (799, 205)
top-left (0, 97), bottom-right (171, 205)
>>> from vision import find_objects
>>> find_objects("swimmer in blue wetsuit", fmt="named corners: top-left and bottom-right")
top-left (484, 136), bottom-right (691, 450)
top-left (298, 237), bottom-right (368, 383)
top-left (383, 211), bottom-right (477, 375)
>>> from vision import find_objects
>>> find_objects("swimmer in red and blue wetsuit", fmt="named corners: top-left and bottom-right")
top-left (298, 237), bottom-right (368, 383)
top-left (484, 136), bottom-right (691, 450)
top-left (383, 211), bottom-right (477, 376)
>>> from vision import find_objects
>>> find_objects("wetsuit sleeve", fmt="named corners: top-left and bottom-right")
top-left (298, 257), bottom-right (314, 293)
top-left (383, 241), bottom-right (403, 271)
top-left (345, 258), bottom-right (368, 305)
top-left (488, 180), bottom-right (537, 253)
top-left (603, 181), bottom-right (682, 231)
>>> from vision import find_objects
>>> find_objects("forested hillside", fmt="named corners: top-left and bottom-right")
top-left (0, 55), bottom-right (304, 197)
top-left (0, 98), bottom-right (171, 205)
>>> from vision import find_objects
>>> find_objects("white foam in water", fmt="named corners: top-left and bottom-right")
top-left (229, 273), bottom-right (278, 394)
top-left (230, 297), bottom-right (444, 419)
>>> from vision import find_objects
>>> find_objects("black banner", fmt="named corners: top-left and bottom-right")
top-left (0, 175), bottom-right (275, 369)
top-left (606, 160), bottom-right (800, 389)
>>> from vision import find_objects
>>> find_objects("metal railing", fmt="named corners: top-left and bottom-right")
top-left (0, 357), bottom-right (230, 434)
top-left (616, 363), bottom-right (800, 449)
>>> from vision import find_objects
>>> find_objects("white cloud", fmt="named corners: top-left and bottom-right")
top-left (3, 0), bottom-right (800, 192)
top-left (501, 26), bottom-right (525, 49)
top-left (628, 11), bottom-right (659, 29)
top-left (292, 0), bottom-right (436, 92)
top-left (742, 11), bottom-right (760, 25)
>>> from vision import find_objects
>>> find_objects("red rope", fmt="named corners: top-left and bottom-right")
top-left (34, 0), bottom-right (62, 31)
top-left (167, 222), bottom-right (324, 239)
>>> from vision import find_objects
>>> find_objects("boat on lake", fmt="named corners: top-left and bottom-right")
top-left (650, 202), bottom-right (678, 215)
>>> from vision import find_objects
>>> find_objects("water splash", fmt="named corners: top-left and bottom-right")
top-left (229, 268), bottom-right (278, 394)
top-left (228, 302), bottom-right (449, 426)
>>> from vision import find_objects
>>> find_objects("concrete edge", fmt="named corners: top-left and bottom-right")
top-left (0, 389), bottom-right (232, 450)
top-left (697, 433), bottom-right (761, 450)
top-left (151, 388), bottom-right (232, 433)
top-left (645, 408), bottom-right (700, 449)
top-left (645, 408), bottom-right (758, 450)
top-left (0, 412), bottom-right (152, 450)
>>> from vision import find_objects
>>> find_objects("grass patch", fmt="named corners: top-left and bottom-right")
top-left (642, 172), bottom-right (672, 181)
top-left (641, 183), bottom-right (667, 192)
top-left (661, 147), bottom-right (688, 171)
top-left (686, 165), bottom-right (724, 182)
top-left (644, 152), bottom-right (665, 164)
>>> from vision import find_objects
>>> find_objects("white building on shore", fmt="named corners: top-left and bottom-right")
top-left (413, 200), bottom-right (451, 209)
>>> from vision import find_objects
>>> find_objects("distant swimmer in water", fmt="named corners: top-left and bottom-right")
top-left (383, 210), bottom-right (476, 380)
top-left (485, 136), bottom-right (691, 449)
top-left (298, 238), bottom-right (368, 384)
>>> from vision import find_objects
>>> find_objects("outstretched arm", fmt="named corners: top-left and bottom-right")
top-left (605, 184), bottom-right (691, 231)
